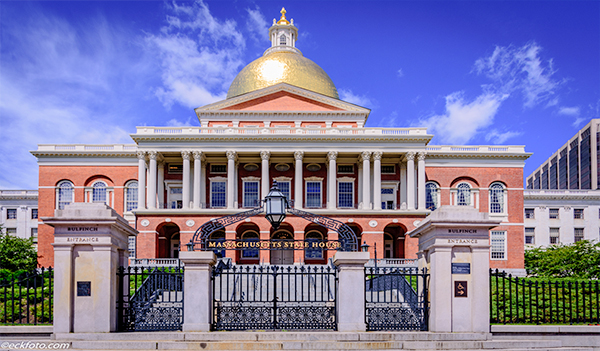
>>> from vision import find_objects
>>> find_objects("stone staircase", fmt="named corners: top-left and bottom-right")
top-left (53, 331), bottom-right (598, 351)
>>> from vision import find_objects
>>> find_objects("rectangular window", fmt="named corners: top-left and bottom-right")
top-left (126, 187), bottom-right (138, 212)
top-left (549, 208), bottom-right (559, 219)
top-left (491, 231), bottom-right (506, 260)
top-left (525, 208), bottom-right (535, 219)
top-left (550, 228), bottom-right (560, 244)
top-left (278, 181), bottom-right (290, 202)
top-left (306, 182), bottom-right (322, 208)
top-left (31, 209), bottom-right (38, 219)
top-left (338, 182), bottom-right (354, 208)
top-left (541, 164), bottom-right (549, 189)
top-left (6, 228), bottom-right (16, 235)
top-left (211, 181), bottom-right (226, 208)
top-left (128, 236), bottom-right (136, 258)
top-left (574, 228), bottom-right (584, 242)
top-left (574, 208), bottom-right (584, 219)
top-left (559, 148), bottom-right (568, 189)
top-left (210, 165), bottom-right (227, 173)
top-left (243, 181), bottom-right (260, 208)
top-left (168, 163), bottom-right (183, 174)
top-left (549, 157), bottom-right (558, 189)
top-left (381, 165), bottom-right (395, 174)
top-left (525, 228), bottom-right (535, 245)
top-left (337, 165), bottom-right (354, 174)
top-left (6, 209), bottom-right (16, 220)
top-left (569, 139), bottom-right (579, 189)
top-left (31, 228), bottom-right (38, 243)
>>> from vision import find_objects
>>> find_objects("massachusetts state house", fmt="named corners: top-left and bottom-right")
top-left (32, 9), bottom-right (530, 273)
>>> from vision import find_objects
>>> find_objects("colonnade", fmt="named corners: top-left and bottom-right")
top-left (136, 150), bottom-right (427, 211)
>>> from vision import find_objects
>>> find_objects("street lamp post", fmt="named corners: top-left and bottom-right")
top-left (264, 181), bottom-right (287, 230)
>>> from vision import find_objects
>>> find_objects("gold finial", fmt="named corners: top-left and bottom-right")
top-left (277, 7), bottom-right (290, 25)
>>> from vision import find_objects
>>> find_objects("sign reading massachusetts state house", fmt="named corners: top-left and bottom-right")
top-left (207, 239), bottom-right (342, 250)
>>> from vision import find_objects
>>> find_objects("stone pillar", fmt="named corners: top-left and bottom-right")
top-left (372, 151), bottom-right (382, 210)
top-left (327, 151), bottom-right (338, 209)
top-left (157, 162), bottom-right (165, 209)
top-left (147, 151), bottom-right (158, 209)
top-left (180, 251), bottom-right (216, 332)
top-left (406, 152), bottom-right (415, 210)
top-left (361, 151), bottom-right (371, 210)
top-left (333, 251), bottom-right (370, 332)
top-left (200, 160), bottom-right (206, 208)
top-left (400, 161), bottom-right (407, 209)
top-left (44, 203), bottom-right (136, 335)
top-left (357, 162), bottom-right (363, 207)
top-left (294, 151), bottom-right (303, 209)
top-left (261, 151), bottom-right (270, 199)
top-left (182, 151), bottom-right (191, 209)
top-left (226, 151), bottom-right (237, 209)
top-left (136, 151), bottom-right (146, 210)
top-left (193, 151), bottom-right (203, 209)
top-left (417, 151), bottom-right (426, 210)
top-left (408, 206), bottom-right (499, 333)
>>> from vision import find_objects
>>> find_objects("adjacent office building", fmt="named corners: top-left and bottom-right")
top-left (0, 190), bottom-right (39, 247)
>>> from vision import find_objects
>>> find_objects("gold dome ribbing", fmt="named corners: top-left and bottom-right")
top-left (226, 51), bottom-right (339, 99)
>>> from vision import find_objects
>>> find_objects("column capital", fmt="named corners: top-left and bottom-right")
top-left (147, 151), bottom-right (158, 160)
top-left (359, 151), bottom-right (372, 162)
top-left (181, 150), bottom-right (192, 161)
top-left (226, 150), bottom-right (237, 161)
top-left (136, 151), bottom-right (146, 160)
top-left (192, 151), bottom-right (205, 161)
top-left (417, 151), bottom-right (427, 161)
top-left (327, 151), bottom-right (338, 161)
top-left (406, 151), bottom-right (416, 161)
top-left (260, 150), bottom-right (271, 160)
top-left (294, 150), bottom-right (304, 160)
top-left (372, 151), bottom-right (383, 161)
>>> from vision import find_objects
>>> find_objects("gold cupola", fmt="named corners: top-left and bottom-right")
top-left (226, 8), bottom-right (339, 99)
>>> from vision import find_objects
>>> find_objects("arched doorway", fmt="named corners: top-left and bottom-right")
top-left (271, 224), bottom-right (294, 265)
top-left (383, 224), bottom-right (406, 259)
top-left (304, 224), bottom-right (327, 264)
top-left (237, 223), bottom-right (260, 264)
top-left (157, 222), bottom-right (180, 258)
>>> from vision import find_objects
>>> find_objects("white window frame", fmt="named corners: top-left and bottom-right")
top-left (337, 177), bottom-right (355, 208)
top-left (124, 180), bottom-right (138, 212)
top-left (550, 227), bottom-right (560, 244)
top-left (273, 176), bottom-right (292, 203)
top-left (525, 208), bottom-right (535, 219)
top-left (165, 180), bottom-right (183, 209)
top-left (209, 177), bottom-right (227, 208)
top-left (525, 227), bottom-right (535, 245)
top-left (242, 177), bottom-right (261, 208)
top-left (549, 208), bottom-right (559, 219)
top-left (6, 208), bottom-right (17, 220)
top-left (425, 182), bottom-right (440, 211)
top-left (305, 177), bottom-right (323, 209)
top-left (56, 180), bottom-right (75, 210)
top-left (456, 182), bottom-right (472, 206)
top-left (381, 181), bottom-right (399, 210)
top-left (489, 182), bottom-right (506, 215)
top-left (573, 208), bottom-right (584, 220)
top-left (128, 236), bottom-right (136, 258)
top-left (574, 228), bottom-right (584, 242)
top-left (490, 230), bottom-right (507, 260)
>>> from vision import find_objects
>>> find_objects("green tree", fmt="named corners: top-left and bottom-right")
top-left (525, 240), bottom-right (600, 279)
top-left (0, 226), bottom-right (38, 273)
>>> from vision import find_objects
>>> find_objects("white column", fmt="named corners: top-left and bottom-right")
top-left (372, 151), bottom-right (382, 210)
top-left (327, 151), bottom-right (338, 209)
top-left (226, 151), bottom-right (237, 209)
top-left (417, 151), bottom-right (426, 210)
top-left (157, 162), bottom-right (165, 209)
top-left (406, 152), bottom-right (415, 210)
top-left (200, 160), bottom-right (206, 208)
top-left (361, 151), bottom-right (371, 209)
top-left (294, 151), bottom-right (303, 209)
top-left (357, 162), bottom-right (363, 208)
top-left (147, 151), bottom-right (158, 209)
top-left (261, 151), bottom-right (270, 198)
top-left (193, 151), bottom-right (203, 209)
top-left (400, 161), bottom-right (407, 209)
top-left (181, 151), bottom-right (191, 209)
top-left (136, 151), bottom-right (146, 210)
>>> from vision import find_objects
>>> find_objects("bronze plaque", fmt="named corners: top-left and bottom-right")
top-left (454, 281), bottom-right (467, 297)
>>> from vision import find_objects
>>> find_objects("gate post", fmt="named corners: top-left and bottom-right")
top-left (333, 251), bottom-right (370, 332)
top-left (180, 251), bottom-right (217, 332)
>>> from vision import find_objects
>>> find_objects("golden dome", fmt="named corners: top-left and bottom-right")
top-left (227, 51), bottom-right (339, 99)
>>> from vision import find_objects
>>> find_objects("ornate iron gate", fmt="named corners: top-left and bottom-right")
top-left (365, 266), bottom-right (429, 331)
top-left (212, 265), bottom-right (337, 330)
top-left (116, 266), bottom-right (184, 331)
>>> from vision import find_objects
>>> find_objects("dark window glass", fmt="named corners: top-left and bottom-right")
top-left (534, 171), bottom-right (540, 189)
top-left (549, 157), bottom-right (558, 189)
top-left (541, 165), bottom-right (548, 189)
top-left (580, 129), bottom-right (591, 189)
top-left (381, 165), bottom-right (395, 174)
top-left (569, 139), bottom-right (579, 189)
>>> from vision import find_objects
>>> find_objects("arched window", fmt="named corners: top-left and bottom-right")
top-left (210, 230), bottom-right (226, 259)
top-left (125, 181), bottom-right (138, 212)
top-left (305, 231), bottom-right (323, 259)
top-left (425, 182), bottom-right (439, 210)
top-left (57, 181), bottom-right (74, 210)
top-left (92, 182), bottom-right (107, 203)
top-left (489, 182), bottom-right (505, 213)
top-left (457, 183), bottom-right (471, 206)
top-left (279, 34), bottom-right (286, 45)
top-left (241, 231), bottom-right (259, 259)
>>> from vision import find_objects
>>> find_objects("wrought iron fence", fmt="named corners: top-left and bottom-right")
top-left (0, 268), bottom-right (53, 325)
top-left (490, 269), bottom-right (600, 324)
top-left (117, 266), bottom-right (184, 331)
top-left (212, 264), bottom-right (337, 331)
top-left (364, 266), bottom-right (429, 331)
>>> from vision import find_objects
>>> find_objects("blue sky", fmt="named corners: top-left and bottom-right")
top-left (1, 1), bottom-right (598, 189)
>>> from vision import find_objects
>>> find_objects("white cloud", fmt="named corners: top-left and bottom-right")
top-left (474, 42), bottom-right (561, 108)
top-left (397, 69), bottom-right (404, 78)
top-left (558, 106), bottom-right (580, 116)
top-left (419, 92), bottom-right (507, 144)
top-left (246, 7), bottom-right (269, 43)
top-left (485, 129), bottom-right (522, 144)
top-left (147, 0), bottom-right (246, 108)
top-left (339, 89), bottom-right (376, 108)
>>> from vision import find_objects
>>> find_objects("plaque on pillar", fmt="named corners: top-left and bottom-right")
top-left (454, 281), bottom-right (468, 297)
top-left (77, 281), bottom-right (91, 296)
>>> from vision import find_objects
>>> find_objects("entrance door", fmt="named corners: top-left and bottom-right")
top-left (270, 231), bottom-right (294, 265)
top-left (381, 187), bottom-right (395, 209)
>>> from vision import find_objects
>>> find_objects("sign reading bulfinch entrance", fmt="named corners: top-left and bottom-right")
top-left (454, 281), bottom-right (468, 297)
top-left (206, 239), bottom-right (342, 250)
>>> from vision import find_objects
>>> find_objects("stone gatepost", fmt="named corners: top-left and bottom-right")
top-left (179, 251), bottom-right (216, 332)
top-left (408, 206), bottom-right (500, 333)
top-left (333, 251), bottom-right (370, 332)
top-left (42, 203), bottom-right (136, 334)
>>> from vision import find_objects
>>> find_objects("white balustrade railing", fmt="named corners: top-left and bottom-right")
top-left (135, 126), bottom-right (428, 136)
top-left (37, 144), bottom-right (136, 152)
top-left (427, 145), bottom-right (525, 153)
top-left (0, 190), bottom-right (38, 196)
